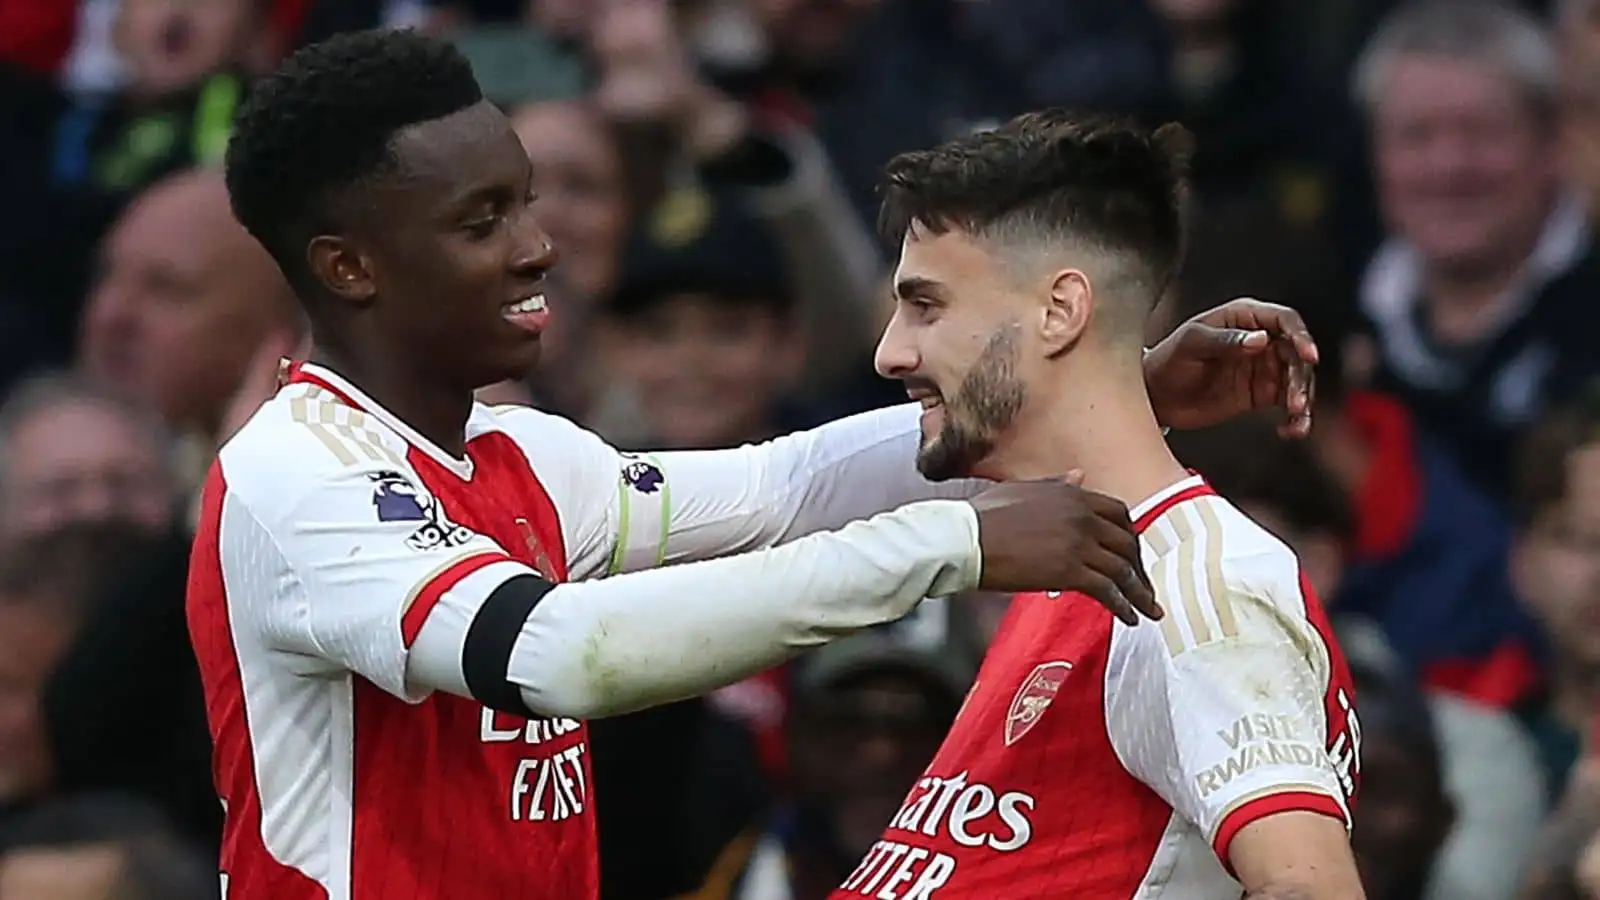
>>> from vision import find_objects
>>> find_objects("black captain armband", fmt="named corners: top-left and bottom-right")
top-left (462, 573), bottom-right (557, 717)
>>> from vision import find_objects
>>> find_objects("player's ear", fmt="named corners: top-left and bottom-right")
top-left (307, 235), bottom-right (378, 306)
top-left (1039, 268), bottom-right (1091, 358)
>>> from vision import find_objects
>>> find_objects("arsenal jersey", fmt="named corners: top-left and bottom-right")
top-left (833, 475), bottom-right (1360, 899)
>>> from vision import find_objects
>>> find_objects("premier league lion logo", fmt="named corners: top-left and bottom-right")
top-left (621, 457), bottom-right (664, 494)
top-left (369, 471), bottom-right (432, 522)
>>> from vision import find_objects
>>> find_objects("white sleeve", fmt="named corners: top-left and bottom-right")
top-left (407, 498), bottom-right (982, 719)
top-left (228, 461), bottom-right (538, 702)
top-left (495, 404), bottom-right (983, 581)
top-left (1105, 583), bottom-right (1351, 867)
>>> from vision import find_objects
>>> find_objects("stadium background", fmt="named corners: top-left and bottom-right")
top-left (3, 0), bottom-right (1600, 897)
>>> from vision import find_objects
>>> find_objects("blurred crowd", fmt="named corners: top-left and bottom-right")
top-left (8, 0), bottom-right (1600, 898)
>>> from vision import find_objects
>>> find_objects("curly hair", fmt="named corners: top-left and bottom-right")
top-left (224, 28), bottom-right (483, 291)
top-left (877, 110), bottom-right (1192, 305)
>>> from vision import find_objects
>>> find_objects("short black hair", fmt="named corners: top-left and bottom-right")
top-left (225, 28), bottom-right (484, 293)
top-left (878, 110), bottom-right (1192, 308)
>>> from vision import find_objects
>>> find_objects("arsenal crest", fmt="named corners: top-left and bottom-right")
top-left (1004, 661), bottom-right (1073, 746)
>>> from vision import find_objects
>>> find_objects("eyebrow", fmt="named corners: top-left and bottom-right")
top-left (893, 275), bottom-right (947, 302)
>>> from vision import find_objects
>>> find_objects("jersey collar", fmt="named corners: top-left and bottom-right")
top-left (283, 360), bottom-right (477, 479)
top-left (1130, 473), bottom-right (1214, 534)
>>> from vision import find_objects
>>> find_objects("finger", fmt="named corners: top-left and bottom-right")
top-left (1084, 545), bottom-right (1160, 622)
top-left (1075, 569), bottom-right (1139, 626)
top-left (1179, 323), bottom-right (1270, 360)
top-left (1087, 518), bottom-right (1157, 607)
top-left (1250, 353), bottom-right (1280, 412)
top-left (1062, 469), bottom-right (1086, 486)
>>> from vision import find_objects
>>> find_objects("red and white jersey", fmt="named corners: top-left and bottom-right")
top-left (188, 362), bottom-right (955, 900)
top-left (833, 476), bottom-right (1359, 900)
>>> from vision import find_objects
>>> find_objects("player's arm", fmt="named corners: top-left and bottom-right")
top-left (1106, 576), bottom-right (1361, 898)
top-left (244, 460), bottom-right (1148, 719)
top-left (497, 402), bottom-right (982, 579)
top-left (1230, 812), bottom-right (1366, 899)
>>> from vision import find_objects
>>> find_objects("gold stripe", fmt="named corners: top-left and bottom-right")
top-left (1170, 506), bottom-right (1214, 647)
top-left (1145, 525), bottom-right (1173, 557)
top-left (399, 551), bottom-right (479, 620)
top-left (1151, 551), bottom-right (1185, 655)
top-left (345, 410), bottom-right (405, 466)
top-left (1196, 501), bottom-right (1239, 640)
top-left (289, 396), bottom-right (358, 465)
top-left (334, 422), bottom-right (385, 462)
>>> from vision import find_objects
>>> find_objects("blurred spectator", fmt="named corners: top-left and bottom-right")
top-left (0, 372), bottom-right (175, 541)
top-left (1511, 387), bottom-right (1600, 801)
top-left (1347, 658), bottom-right (1456, 900)
top-left (0, 794), bottom-right (215, 900)
top-left (1558, 0), bottom-right (1600, 215)
top-left (0, 521), bottom-right (159, 829)
top-left (691, 0), bottom-right (1171, 232)
top-left (0, 0), bottom-right (79, 78)
top-left (603, 186), bottom-right (802, 450)
top-left (508, 99), bottom-right (634, 426)
top-left (0, 0), bottom-right (279, 372)
top-left (77, 167), bottom-right (300, 475)
top-left (1353, 0), bottom-right (1600, 501)
top-left (0, 571), bottom-right (79, 828)
top-left (589, 1), bottom-right (886, 400)
top-left (1158, 196), bottom-right (1351, 376)
top-left (1151, 0), bottom-right (1343, 227)
top-left (720, 601), bottom-right (980, 900)
top-left (1168, 247), bottom-right (1539, 707)
top-left (1175, 417), bottom-right (1547, 900)
top-left (38, 514), bottom-right (222, 851)
top-left (293, 0), bottom-right (442, 46)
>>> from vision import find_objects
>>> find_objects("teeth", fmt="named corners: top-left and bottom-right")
top-left (506, 294), bottom-right (546, 314)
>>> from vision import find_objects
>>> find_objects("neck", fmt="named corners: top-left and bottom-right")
top-left (311, 344), bottom-right (475, 457)
top-left (980, 355), bottom-right (1188, 509)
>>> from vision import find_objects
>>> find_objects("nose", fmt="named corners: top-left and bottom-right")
top-left (510, 215), bottom-right (559, 277)
top-left (873, 307), bottom-right (918, 379)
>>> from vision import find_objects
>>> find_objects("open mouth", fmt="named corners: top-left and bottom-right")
top-left (501, 290), bottom-right (550, 334)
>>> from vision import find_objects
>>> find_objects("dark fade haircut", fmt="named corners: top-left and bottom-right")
top-left (224, 28), bottom-right (484, 294)
top-left (877, 110), bottom-right (1193, 322)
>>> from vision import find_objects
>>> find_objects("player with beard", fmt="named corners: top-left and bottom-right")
top-left (189, 29), bottom-right (1320, 900)
top-left (836, 112), bottom-right (1363, 900)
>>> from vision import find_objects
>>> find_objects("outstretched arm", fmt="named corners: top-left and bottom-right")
top-left (498, 403), bottom-right (982, 580)
top-left (237, 456), bottom-right (1151, 721)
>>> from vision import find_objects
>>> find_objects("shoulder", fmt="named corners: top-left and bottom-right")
top-left (1139, 495), bottom-right (1318, 653)
top-left (214, 385), bottom-right (416, 528)
top-left (474, 403), bottom-right (620, 473)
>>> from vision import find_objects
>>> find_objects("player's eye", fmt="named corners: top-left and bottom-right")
top-left (462, 215), bottom-right (500, 240)
top-left (906, 297), bottom-right (940, 320)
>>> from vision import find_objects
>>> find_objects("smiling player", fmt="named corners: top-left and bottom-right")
top-left (835, 112), bottom-right (1363, 900)
top-left (189, 29), bottom-right (1320, 900)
